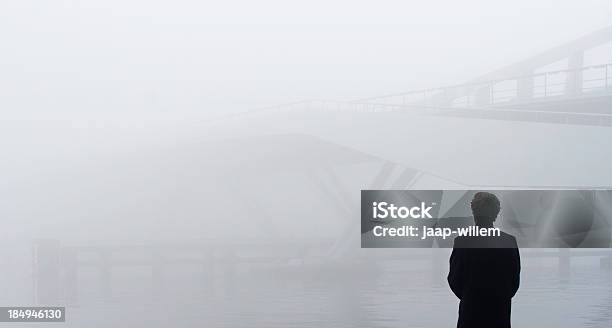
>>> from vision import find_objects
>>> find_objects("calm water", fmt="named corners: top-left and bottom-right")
top-left (62, 257), bottom-right (612, 327)
top-left (3, 246), bottom-right (612, 327)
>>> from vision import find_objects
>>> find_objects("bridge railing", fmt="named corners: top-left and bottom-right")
top-left (351, 63), bottom-right (612, 110)
top-left (204, 63), bottom-right (612, 125)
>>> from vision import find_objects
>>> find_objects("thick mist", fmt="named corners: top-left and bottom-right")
top-left (1, 1), bottom-right (612, 327)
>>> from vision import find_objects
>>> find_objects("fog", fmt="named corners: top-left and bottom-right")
top-left (1, 1), bottom-right (612, 327)
top-left (3, 1), bottom-right (612, 120)
top-left (2, 0), bottom-right (612, 267)
top-left (2, 1), bottom-right (612, 172)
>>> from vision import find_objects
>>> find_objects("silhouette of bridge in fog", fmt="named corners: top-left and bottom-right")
top-left (32, 26), bottom-right (612, 306)
top-left (225, 25), bottom-right (612, 126)
top-left (243, 61), bottom-right (612, 126)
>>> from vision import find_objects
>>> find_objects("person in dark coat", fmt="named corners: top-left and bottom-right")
top-left (448, 192), bottom-right (521, 328)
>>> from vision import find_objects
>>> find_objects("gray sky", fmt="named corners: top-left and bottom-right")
top-left (1, 0), bottom-right (611, 149)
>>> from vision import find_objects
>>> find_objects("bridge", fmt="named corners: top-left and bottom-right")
top-left (220, 26), bottom-right (612, 126)
top-left (31, 26), bottom-right (612, 305)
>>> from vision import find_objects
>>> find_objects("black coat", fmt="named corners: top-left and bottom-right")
top-left (448, 232), bottom-right (521, 328)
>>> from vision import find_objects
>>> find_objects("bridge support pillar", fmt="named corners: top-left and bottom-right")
top-left (431, 248), bottom-right (446, 287)
top-left (62, 247), bottom-right (78, 305)
top-left (201, 248), bottom-right (215, 294)
top-left (558, 248), bottom-right (570, 280)
top-left (601, 256), bottom-right (612, 270)
top-left (222, 248), bottom-right (236, 296)
top-left (152, 251), bottom-right (165, 293)
top-left (33, 239), bottom-right (61, 305)
top-left (98, 251), bottom-right (112, 297)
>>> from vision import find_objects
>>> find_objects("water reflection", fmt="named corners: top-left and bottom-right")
top-left (5, 250), bottom-right (612, 328)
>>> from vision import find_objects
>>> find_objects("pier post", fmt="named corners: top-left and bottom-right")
top-left (201, 247), bottom-right (215, 293)
top-left (33, 239), bottom-right (61, 305)
top-left (98, 250), bottom-right (112, 297)
top-left (152, 250), bottom-right (165, 293)
top-left (558, 248), bottom-right (570, 280)
top-left (601, 256), bottom-right (612, 270)
top-left (62, 247), bottom-right (78, 304)
top-left (431, 248), bottom-right (446, 287)
top-left (223, 247), bottom-right (236, 296)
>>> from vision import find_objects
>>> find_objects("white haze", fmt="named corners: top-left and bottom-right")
top-left (0, 0), bottom-right (610, 237)
top-left (0, 2), bottom-right (611, 327)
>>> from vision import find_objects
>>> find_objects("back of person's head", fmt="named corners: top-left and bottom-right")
top-left (470, 192), bottom-right (501, 226)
